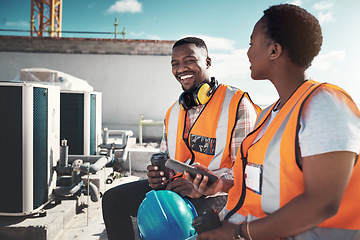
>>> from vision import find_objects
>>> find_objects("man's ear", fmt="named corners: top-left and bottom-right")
top-left (269, 43), bottom-right (282, 60)
top-left (206, 57), bottom-right (212, 68)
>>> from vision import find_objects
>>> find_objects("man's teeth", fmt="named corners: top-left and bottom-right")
top-left (180, 75), bottom-right (193, 80)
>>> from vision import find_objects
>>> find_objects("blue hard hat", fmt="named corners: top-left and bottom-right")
top-left (137, 190), bottom-right (198, 240)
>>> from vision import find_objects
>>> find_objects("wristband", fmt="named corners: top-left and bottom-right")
top-left (233, 222), bottom-right (245, 240)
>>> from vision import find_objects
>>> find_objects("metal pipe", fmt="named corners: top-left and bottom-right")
top-left (78, 156), bottom-right (110, 174)
top-left (54, 155), bottom-right (110, 200)
top-left (87, 181), bottom-right (100, 202)
top-left (98, 143), bottom-right (128, 150)
top-left (59, 139), bottom-right (68, 166)
top-left (117, 148), bottom-right (129, 163)
top-left (68, 155), bottom-right (106, 164)
top-left (139, 115), bottom-right (143, 145)
top-left (138, 115), bottom-right (163, 145)
top-left (114, 18), bottom-right (118, 39)
top-left (105, 129), bottom-right (133, 136)
top-left (55, 165), bottom-right (72, 175)
top-left (99, 129), bottom-right (133, 149)
top-left (103, 127), bottom-right (109, 145)
top-left (54, 182), bottom-right (82, 197)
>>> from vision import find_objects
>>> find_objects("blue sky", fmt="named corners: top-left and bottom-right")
top-left (1, 0), bottom-right (359, 105)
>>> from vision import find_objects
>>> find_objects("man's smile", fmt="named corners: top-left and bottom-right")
top-left (179, 74), bottom-right (194, 80)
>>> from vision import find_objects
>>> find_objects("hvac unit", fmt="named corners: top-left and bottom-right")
top-left (0, 82), bottom-right (60, 216)
top-left (60, 91), bottom-right (102, 155)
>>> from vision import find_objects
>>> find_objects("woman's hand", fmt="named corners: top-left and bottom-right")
top-left (196, 221), bottom-right (236, 240)
top-left (185, 163), bottom-right (224, 196)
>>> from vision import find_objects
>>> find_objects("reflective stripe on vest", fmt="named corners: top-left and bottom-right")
top-left (226, 80), bottom-right (360, 230)
top-left (165, 84), bottom-right (248, 172)
top-left (167, 102), bottom-right (180, 160)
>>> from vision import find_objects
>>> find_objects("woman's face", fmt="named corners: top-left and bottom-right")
top-left (247, 20), bottom-right (274, 80)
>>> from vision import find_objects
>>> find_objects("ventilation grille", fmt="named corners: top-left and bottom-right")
top-left (32, 87), bottom-right (48, 209)
top-left (60, 93), bottom-right (84, 155)
top-left (90, 94), bottom-right (96, 155)
top-left (0, 86), bottom-right (23, 213)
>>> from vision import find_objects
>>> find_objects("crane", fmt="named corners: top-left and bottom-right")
top-left (30, 0), bottom-right (62, 37)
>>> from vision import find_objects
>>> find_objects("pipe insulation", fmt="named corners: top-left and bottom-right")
top-left (117, 148), bottom-right (129, 163)
top-left (87, 181), bottom-right (100, 202)
top-left (68, 155), bottom-right (106, 164)
top-left (59, 139), bottom-right (69, 166)
top-left (78, 156), bottom-right (110, 174)
top-left (54, 182), bottom-right (83, 197)
top-left (55, 165), bottom-right (72, 175)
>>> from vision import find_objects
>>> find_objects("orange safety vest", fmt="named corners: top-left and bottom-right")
top-left (226, 80), bottom-right (360, 230)
top-left (165, 84), bottom-right (260, 172)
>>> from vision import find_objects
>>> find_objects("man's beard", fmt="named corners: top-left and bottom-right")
top-left (182, 83), bottom-right (197, 94)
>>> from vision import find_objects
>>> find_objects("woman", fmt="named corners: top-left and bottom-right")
top-left (186, 4), bottom-right (360, 240)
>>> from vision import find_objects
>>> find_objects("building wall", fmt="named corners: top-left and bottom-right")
top-left (0, 36), bottom-right (182, 141)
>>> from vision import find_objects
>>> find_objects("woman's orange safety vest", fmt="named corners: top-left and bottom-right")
top-left (226, 80), bottom-right (360, 230)
top-left (165, 84), bottom-right (260, 173)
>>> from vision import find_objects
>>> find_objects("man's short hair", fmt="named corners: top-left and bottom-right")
top-left (172, 37), bottom-right (208, 56)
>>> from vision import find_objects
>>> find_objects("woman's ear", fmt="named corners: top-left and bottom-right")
top-left (269, 43), bottom-right (282, 60)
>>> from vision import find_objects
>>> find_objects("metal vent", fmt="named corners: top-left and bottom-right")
top-left (0, 86), bottom-right (23, 213)
top-left (90, 94), bottom-right (96, 155)
top-left (60, 93), bottom-right (84, 155)
top-left (32, 87), bottom-right (48, 209)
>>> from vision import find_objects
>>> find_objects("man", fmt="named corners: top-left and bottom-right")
top-left (102, 37), bottom-right (260, 240)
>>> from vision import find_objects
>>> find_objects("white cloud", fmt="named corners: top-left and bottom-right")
top-left (129, 32), bottom-right (161, 40)
top-left (311, 50), bottom-right (346, 71)
top-left (147, 34), bottom-right (161, 40)
top-left (209, 49), bottom-right (279, 106)
top-left (289, 0), bottom-right (302, 6)
top-left (5, 20), bottom-right (29, 27)
top-left (107, 0), bottom-right (142, 14)
top-left (210, 49), bottom-right (249, 80)
top-left (199, 36), bottom-right (247, 79)
top-left (129, 31), bottom-right (145, 37)
top-left (318, 11), bottom-right (336, 24)
top-left (179, 35), bottom-right (236, 52)
top-left (197, 35), bottom-right (236, 52)
top-left (312, 1), bottom-right (336, 24)
top-left (313, 1), bottom-right (334, 11)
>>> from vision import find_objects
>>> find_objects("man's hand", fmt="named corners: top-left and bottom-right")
top-left (196, 221), bottom-right (236, 240)
top-left (147, 164), bottom-right (168, 189)
top-left (166, 178), bottom-right (203, 198)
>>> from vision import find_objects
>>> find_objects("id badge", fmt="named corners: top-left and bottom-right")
top-left (245, 162), bottom-right (263, 195)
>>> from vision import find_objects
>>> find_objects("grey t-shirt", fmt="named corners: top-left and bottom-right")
top-left (298, 87), bottom-right (360, 157)
top-left (256, 87), bottom-right (360, 157)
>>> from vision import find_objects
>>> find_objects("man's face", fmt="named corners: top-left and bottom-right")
top-left (171, 43), bottom-right (211, 92)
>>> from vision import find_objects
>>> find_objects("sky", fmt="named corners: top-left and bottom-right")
top-left (1, 0), bottom-right (360, 105)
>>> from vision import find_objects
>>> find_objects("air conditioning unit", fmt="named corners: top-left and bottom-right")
top-left (60, 91), bottom-right (102, 155)
top-left (0, 82), bottom-right (60, 216)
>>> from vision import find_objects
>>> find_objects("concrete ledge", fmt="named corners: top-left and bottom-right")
top-left (126, 146), bottom-right (160, 172)
top-left (0, 199), bottom-right (77, 240)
